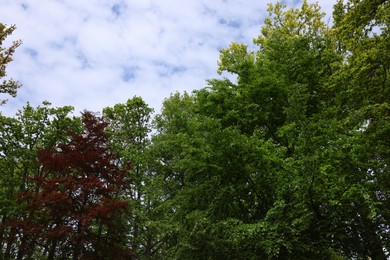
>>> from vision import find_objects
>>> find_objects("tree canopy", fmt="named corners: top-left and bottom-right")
top-left (0, 0), bottom-right (389, 259)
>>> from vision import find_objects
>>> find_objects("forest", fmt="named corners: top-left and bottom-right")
top-left (0, 0), bottom-right (389, 259)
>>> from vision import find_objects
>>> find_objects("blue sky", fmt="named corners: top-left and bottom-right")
top-left (0, 0), bottom-right (336, 116)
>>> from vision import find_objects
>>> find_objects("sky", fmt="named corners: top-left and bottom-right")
top-left (0, 0), bottom-right (337, 117)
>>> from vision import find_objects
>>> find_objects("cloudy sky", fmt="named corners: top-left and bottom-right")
top-left (1, 0), bottom-right (336, 117)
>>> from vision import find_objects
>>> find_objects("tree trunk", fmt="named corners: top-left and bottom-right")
top-left (47, 239), bottom-right (57, 260)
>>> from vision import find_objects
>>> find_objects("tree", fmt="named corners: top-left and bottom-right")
top-left (0, 23), bottom-right (21, 105)
top-left (150, 90), bottom-right (283, 259)
top-left (149, 1), bottom-right (389, 259)
top-left (329, 0), bottom-right (390, 258)
top-left (103, 97), bottom-right (159, 259)
top-left (0, 102), bottom-right (80, 258)
top-left (0, 0), bottom-right (388, 258)
top-left (6, 112), bottom-right (133, 259)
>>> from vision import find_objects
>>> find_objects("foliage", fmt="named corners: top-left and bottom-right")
top-left (0, 102), bottom-right (80, 258)
top-left (103, 97), bottom-right (159, 259)
top-left (0, 23), bottom-right (21, 105)
top-left (1, 0), bottom-right (389, 258)
top-left (148, 0), bottom-right (390, 259)
top-left (5, 111), bottom-right (133, 259)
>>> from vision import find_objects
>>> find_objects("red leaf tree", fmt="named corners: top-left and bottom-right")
top-left (9, 111), bottom-right (133, 259)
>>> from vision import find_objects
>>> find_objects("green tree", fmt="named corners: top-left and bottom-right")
top-left (150, 90), bottom-right (283, 259)
top-left (0, 23), bottom-right (21, 106)
top-left (103, 97), bottom-right (159, 259)
top-left (150, 1), bottom-right (389, 259)
top-left (329, 0), bottom-right (390, 258)
top-left (200, 1), bottom-right (343, 258)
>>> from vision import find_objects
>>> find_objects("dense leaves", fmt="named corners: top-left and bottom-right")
top-left (6, 112), bottom-right (133, 259)
top-left (1, 0), bottom-right (389, 259)
top-left (0, 102), bottom-right (80, 258)
top-left (103, 97), bottom-right (158, 258)
top-left (148, 0), bottom-right (389, 259)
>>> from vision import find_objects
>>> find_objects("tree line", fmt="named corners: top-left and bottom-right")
top-left (0, 0), bottom-right (389, 259)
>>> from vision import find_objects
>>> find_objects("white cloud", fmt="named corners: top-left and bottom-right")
top-left (0, 0), bottom-right (336, 116)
